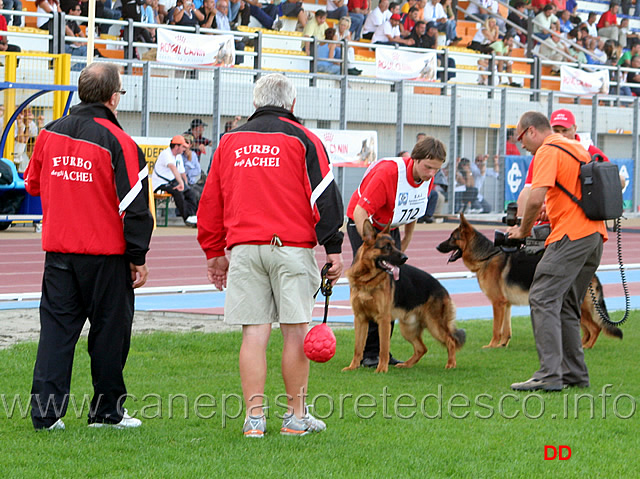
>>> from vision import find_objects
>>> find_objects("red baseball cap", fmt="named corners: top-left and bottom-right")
top-left (550, 109), bottom-right (576, 128)
top-left (390, 13), bottom-right (402, 21)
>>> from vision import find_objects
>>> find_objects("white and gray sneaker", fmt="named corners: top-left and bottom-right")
top-left (89, 409), bottom-right (142, 429)
top-left (47, 419), bottom-right (65, 431)
top-left (185, 215), bottom-right (197, 226)
top-left (280, 406), bottom-right (326, 436)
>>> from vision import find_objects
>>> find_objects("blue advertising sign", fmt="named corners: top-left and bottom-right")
top-left (503, 155), bottom-right (532, 209)
top-left (610, 158), bottom-right (634, 210)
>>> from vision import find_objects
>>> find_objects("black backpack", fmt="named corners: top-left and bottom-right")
top-left (547, 144), bottom-right (623, 221)
top-left (0, 160), bottom-right (14, 186)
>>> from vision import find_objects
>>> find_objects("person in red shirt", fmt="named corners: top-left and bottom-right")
top-left (506, 129), bottom-right (521, 155)
top-left (597, 1), bottom-right (624, 45)
top-left (346, 136), bottom-right (446, 368)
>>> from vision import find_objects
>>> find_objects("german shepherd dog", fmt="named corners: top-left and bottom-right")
top-left (436, 214), bottom-right (622, 349)
top-left (343, 220), bottom-right (466, 373)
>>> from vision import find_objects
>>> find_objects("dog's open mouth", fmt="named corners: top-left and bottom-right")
top-left (447, 248), bottom-right (463, 263)
top-left (378, 260), bottom-right (400, 280)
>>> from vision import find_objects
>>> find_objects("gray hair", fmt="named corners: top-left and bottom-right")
top-left (253, 73), bottom-right (296, 110)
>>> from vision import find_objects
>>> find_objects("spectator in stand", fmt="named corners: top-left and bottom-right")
top-left (317, 27), bottom-right (342, 74)
top-left (0, 0), bottom-right (21, 53)
top-left (618, 38), bottom-right (640, 67)
top-left (583, 11), bottom-right (598, 38)
top-left (158, 0), bottom-right (177, 22)
top-left (2, 0), bottom-right (22, 27)
top-left (372, 12), bottom-right (411, 43)
top-left (281, 0), bottom-right (307, 29)
top-left (465, 0), bottom-right (495, 22)
top-left (362, 0), bottom-right (391, 40)
top-left (508, 1), bottom-right (529, 43)
top-left (389, 1), bottom-right (401, 15)
top-left (348, 0), bottom-right (368, 40)
top-left (469, 16), bottom-right (499, 54)
top-left (402, 6), bottom-right (420, 35)
top-left (244, 0), bottom-right (281, 30)
top-left (540, 28), bottom-right (569, 74)
top-left (585, 35), bottom-right (607, 64)
top-left (401, 0), bottom-right (417, 14)
top-left (303, 9), bottom-right (328, 54)
top-left (531, 0), bottom-right (550, 13)
top-left (490, 31), bottom-right (518, 86)
top-left (199, 0), bottom-right (217, 28)
top-left (122, 0), bottom-right (156, 46)
top-left (506, 129), bottom-right (521, 155)
top-left (64, 3), bottom-right (98, 57)
top-left (533, 4), bottom-right (558, 40)
top-left (565, 0), bottom-right (579, 23)
top-left (597, 1), bottom-right (626, 48)
top-left (558, 9), bottom-right (572, 34)
top-left (566, 27), bottom-right (586, 63)
top-left (142, 0), bottom-right (160, 39)
top-left (228, 0), bottom-right (247, 26)
top-left (336, 16), bottom-right (362, 73)
top-left (627, 54), bottom-right (640, 96)
top-left (185, 118), bottom-right (212, 162)
top-left (151, 135), bottom-right (199, 225)
top-left (423, 0), bottom-right (459, 45)
top-left (406, 19), bottom-right (431, 46)
top-left (36, 0), bottom-right (61, 31)
top-left (454, 157), bottom-right (480, 213)
top-left (550, 0), bottom-right (565, 10)
top-left (409, 21), bottom-right (456, 80)
top-left (327, 0), bottom-right (348, 20)
top-left (172, 0), bottom-right (204, 25)
top-left (214, 0), bottom-right (245, 64)
top-left (337, 15), bottom-right (352, 40)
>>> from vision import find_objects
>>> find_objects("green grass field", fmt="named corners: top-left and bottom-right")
top-left (1, 313), bottom-right (639, 478)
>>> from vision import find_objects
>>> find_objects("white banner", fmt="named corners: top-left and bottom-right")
top-left (311, 129), bottom-right (378, 165)
top-left (157, 29), bottom-right (235, 66)
top-left (560, 65), bottom-right (609, 95)
top-left (375, 48), bottom-right (437, 81)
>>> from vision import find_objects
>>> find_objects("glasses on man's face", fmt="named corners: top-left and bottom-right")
top-left (516, 126), bottom-right (530, 143)
top-left (116, 89), bottom-right (126, 95)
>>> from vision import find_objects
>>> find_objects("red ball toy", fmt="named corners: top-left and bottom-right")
top-left (304, 323), bottom-right (336, 363)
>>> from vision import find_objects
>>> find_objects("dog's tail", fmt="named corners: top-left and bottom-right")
top-left (592, 275), bottom-right (623, 340)
top-left (453, 329), bottom-right (467, 348)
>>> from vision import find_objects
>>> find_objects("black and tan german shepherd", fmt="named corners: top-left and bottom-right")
top-left (343, 220), bottom-right (466, 373)
top-left (436, 214), bottom-right (622, 349)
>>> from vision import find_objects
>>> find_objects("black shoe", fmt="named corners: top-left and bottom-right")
top-left (511, 378), bottom-right (563, 392)
top-left (348, 67), bottom-right (362, 76)
top-left (388, 355), bottom-right (403, 366)
top-left (361, 357), bottom-right (378, 368)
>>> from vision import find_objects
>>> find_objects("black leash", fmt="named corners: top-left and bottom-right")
top-left (313, 263), bottom-right (333, 324)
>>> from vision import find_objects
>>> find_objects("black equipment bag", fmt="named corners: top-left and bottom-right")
top-left (547, 144), bottom-right (623, 221)
top-left (0, 160), bottom-right (13, 185)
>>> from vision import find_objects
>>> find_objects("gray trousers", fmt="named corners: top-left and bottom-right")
top-left (529, 232), bottom-right (603, 385)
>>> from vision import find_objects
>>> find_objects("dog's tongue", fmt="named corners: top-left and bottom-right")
top-left (391, 265), bottom-right (400, 281)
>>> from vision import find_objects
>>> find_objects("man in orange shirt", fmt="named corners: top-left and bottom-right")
top-left (506, 111), bottom-right (607, 392)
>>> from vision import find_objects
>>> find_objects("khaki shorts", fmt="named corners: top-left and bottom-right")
top-left (224, 244), bottom-right (321, 325)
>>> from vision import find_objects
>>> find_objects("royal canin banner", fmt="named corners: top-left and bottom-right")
top-left (310, 129), bottom-right (378, 165)
top-left (560, 65), bottom-right (609, 95)
top-left (157, 29), bottom-right (235, 66)
top-left (375, 48), bottom-right (437, 81)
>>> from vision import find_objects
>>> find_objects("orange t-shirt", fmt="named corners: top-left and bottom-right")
top-left (531, 134), bottom-right (608, 246)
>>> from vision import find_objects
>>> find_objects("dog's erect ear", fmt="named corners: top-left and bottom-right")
top-left (381, 221), bottom-right (391, 235)
top-left (459, 212), bottom-right (470, 228)
top-left (362, 219), bottom-right (376, 243)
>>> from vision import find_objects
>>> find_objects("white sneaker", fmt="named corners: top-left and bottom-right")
top-left (185, 215), bottom-right (197, 225)
top-left (47, 419), bottom-right (65, 430)
top-left (89, 409), bottom-right (142, 429)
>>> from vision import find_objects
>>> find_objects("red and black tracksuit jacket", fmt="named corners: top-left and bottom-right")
top-left (197, 106), bottom-right (344, 258)
top-left (25, 102), bottom-right (153, 265)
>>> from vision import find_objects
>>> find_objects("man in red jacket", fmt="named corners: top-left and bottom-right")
top-left (197, 73), bottom-right (344, 438)
top-left (25, 62), bottom-right (153, 431)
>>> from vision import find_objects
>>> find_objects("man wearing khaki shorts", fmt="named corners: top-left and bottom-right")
top-left (197, 74), bottom-right (344, 438)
